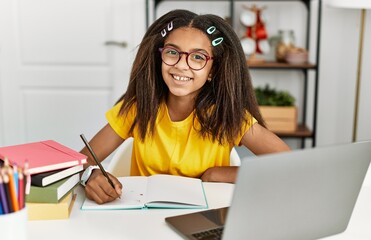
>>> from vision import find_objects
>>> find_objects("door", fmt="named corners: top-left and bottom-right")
top-left (0, 0), bottom-right (145, 150)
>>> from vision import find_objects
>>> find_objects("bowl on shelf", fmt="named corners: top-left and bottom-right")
top-left (285, 48), bottom-right (308, 64)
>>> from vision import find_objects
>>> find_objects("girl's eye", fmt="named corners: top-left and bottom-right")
top-left (165, 49), bottom-right (179, 56)
top-left (190, 52), bottom-right (206, 61)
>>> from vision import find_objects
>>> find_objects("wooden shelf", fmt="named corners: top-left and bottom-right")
top-left (274, 124), bottom-right (312, 138)
top-left (248, 61), bottom-right (317, 70)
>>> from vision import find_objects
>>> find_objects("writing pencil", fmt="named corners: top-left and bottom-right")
top-left (2, 171), bottom-right (14, 213)
top-left (23, 160), bottom-right (31, 195)
top-left (80, 134), bottom-right (116, 189)
top-left (7, 167), bottom-right (19, 211)
top-left (18, 170), bottom-right (25, 209)
top-left (0, 197), bottom-right (3, 214)
top-left (0, 175), bottom-right (9, 214)
top-left (13, 164), bottom-right (19, 198)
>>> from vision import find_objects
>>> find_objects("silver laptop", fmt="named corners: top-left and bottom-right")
top-left (166, 141), bottom-right (371, 240)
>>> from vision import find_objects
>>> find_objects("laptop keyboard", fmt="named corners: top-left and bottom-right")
top-left (191, 227), bottom-right (224, 240)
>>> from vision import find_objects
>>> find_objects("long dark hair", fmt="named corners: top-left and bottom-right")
top-left (116, 9), bottom-right (265, 145)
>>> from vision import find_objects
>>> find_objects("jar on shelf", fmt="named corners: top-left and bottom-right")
top-left (275, 30), bottom-right (296, 62)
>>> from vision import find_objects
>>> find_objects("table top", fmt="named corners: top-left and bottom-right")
top-left (27, 182), bottom-right (235, 240)
top-left (27, 182), bottom-right (371, 240)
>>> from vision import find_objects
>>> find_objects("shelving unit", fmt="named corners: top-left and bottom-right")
top-left (145, 0), bottom-right (322, 148)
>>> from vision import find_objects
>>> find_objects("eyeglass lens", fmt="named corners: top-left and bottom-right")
top-left (160, 47), bottom-right (210, 70)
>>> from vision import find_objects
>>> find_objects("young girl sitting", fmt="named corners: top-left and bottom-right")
top-left (80, 9), bottom-right (290, 204)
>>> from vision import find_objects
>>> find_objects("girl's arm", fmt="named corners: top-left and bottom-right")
top-left (80, 123), bottom-right (124, 167)
top-left (201, 123), bottom-right (290, 183)
top-left (241, 122), bottom-right (291, 155)
top-left (80, 123), bottom-right (125, 204)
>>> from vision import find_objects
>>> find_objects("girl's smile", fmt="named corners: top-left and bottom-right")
top-left (172, 74), bottom-right (192, 82)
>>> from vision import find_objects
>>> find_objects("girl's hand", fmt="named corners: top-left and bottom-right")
top-left (84, 169), bottom-right (122, 204)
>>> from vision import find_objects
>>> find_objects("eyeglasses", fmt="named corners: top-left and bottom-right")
top-left (159, 47), bottom-right (213, 71)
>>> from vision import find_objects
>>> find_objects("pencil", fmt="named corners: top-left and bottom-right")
top-left (0, 197), bottom-right (3, 214)
top-left (2, 170), bottom-right (14, 213)
top-left (0, 174), bottom-right (10, 214)
top-left (13, 163), bottom-right (19, 198)
top-left (23, 160), bottom-right (31, 195)
top-left (7, 167), bottom-right (19, 212)
top-left (18, 169), bottom-right (24, 209)
top-left (80, 134), bottom-right (115, 189)
top-left (3, 157), bottom-right (9, 167)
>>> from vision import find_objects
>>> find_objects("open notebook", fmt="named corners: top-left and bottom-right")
top-left (166, 141), bottom-right (371, 240)
top-left (81, 174), bottom-right (207, 210)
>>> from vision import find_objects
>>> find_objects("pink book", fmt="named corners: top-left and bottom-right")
top-left (0, 140), bottom-right (87, 175)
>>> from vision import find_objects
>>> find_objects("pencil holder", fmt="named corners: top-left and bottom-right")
top-left (0, 207), bottom-right (28, 240)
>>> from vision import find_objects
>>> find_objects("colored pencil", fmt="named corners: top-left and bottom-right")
top-left (7, 167), bottom-right (19, 211)
top-left (0, 175), bottom-right (9, 214)
top-left (18, 170), bottom-right (25, 209)
top-left (0, 198), bottom-right (3, 214)
top-left (2, 171), bottom-right (14, 213)
top-left (24, 160), bottom-right (31, 195)
top-left (13, 163), bottom-right (19, 198)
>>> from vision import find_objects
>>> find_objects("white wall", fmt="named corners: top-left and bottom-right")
top-left (0, 0), bottom-right (146, 149)
top-left (319, 1), bottom-right (371, 145)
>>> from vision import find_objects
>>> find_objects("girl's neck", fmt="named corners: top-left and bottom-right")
top-left (166, 95), bottom-right (195, 122)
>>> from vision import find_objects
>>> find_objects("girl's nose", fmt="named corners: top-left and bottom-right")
top-left (175, 54), bottom-right (190, 70)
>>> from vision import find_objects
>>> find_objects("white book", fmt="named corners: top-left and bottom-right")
top-left (31, 165), bottom-right (83, 187)
top-left (81, 175), bottom-right (208, 210)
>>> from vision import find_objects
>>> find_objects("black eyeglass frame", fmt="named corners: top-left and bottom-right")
top-left (159, 47), bottom-right (213, 71)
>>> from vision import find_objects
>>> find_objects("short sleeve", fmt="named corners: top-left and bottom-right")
top-left (233, 111), bottom-right (258, 146)
top-left (105, 101), bottom-right (136, 140)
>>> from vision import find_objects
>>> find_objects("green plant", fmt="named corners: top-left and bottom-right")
top-left (255, 85), bottom-right (295, 106)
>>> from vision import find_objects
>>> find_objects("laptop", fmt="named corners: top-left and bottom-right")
top-left (166, 141), bottom-right (371, 240)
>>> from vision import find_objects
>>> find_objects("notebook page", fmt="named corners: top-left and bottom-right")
top-left (145, 175), bottom-right (207, 208)
top-left (81, 176), bottom-right (147, 210)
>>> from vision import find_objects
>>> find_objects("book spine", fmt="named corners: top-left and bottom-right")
top-left (26, 186), bottom-right (59, 203)
top-left (30, 176), bottom-right (43, 187)
top-left (26, 193), bottom-right (76, 220)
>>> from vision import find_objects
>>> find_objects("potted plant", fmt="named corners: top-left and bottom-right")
top-left (255, 85), bottom-right (297, 132)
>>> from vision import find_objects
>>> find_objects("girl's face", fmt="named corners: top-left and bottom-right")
top-left (161, 27), bottom-right (213, 101)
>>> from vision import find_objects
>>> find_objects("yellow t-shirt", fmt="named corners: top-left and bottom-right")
top-left (106, 101), bottom-right (256, 178)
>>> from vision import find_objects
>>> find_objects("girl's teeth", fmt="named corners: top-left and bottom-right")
top-left (173, 75), bottom-right (191, 81)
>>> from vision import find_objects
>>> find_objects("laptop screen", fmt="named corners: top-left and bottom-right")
top-left (166, 141), bottom-right (371, 240)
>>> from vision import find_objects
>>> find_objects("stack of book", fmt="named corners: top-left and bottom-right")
top-left (0, 140), bottom-right (87, 220)
top-left (26, 173), bottom-right (79, 220)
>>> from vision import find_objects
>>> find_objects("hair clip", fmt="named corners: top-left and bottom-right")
top-left (212, 37), bottom-right (223, 46)
top-left (207, 26), bottom-right (216, 35)
top-left (206, 26), bottom-right (223, 46)
top-left (161, 21), bottom-right (174, 38)
top-left (167, 21), bottom-right (173, 31)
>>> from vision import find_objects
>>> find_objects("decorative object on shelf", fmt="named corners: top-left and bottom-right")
top-left (255, 84), bottom-right (295, 106)
top-left (275, 29), bottom-right (309, 64)
top-left (240, 5), bottom-right (270, 63)
top-left (328, 0), bottom-right (371, 142)
top-left (285, 47), bottom-right (309, 64)
top-left (275, 29), bottom-right (296, 62)
top-left (255, 85), bottom-right (297, 132)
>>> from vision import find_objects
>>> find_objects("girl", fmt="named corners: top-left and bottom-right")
top-left (80, 9), bottom-right (290, 204)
